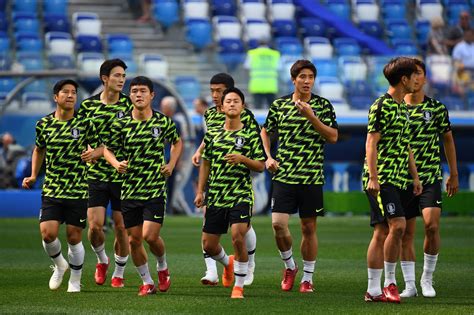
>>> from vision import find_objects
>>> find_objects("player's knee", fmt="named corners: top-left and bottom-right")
top-left (143, 233), bottom-right (158, 245)
top-left (88, 221), bottom-right (103, 234)
top-left (128, 235), bottom-right (142, 249)
top-left (42, 232), bottom-right (57, 243)
top-left (231, 234), bottom-right (245, 249)
top-left (424, 222), bottom-right (439, 236)
top-left (272, 221), bottom-right (288, 235)
top-left (390, 225), bottom-right (405, 239)
top-left (301, 223), bottom-right (316, 237)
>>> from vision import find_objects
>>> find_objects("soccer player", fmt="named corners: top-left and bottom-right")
top-left (363, 57), bottom-right (422, 303)
top-left (399, 58), bottom-right (459, 298)
top-left (103, 76), bottom-right (183, 296)
top-left (194, 87), bottom-right (265, 298)
top-left (260, 59), bottom-right (338, 293)
top-left (78, 59), bottom-right (132, 288)
top-left (192, 73), bottom-right (259, 286)
top-left (22, 79), bottom-right (100, 292)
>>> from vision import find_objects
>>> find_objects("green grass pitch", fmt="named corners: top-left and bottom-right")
top-left (0, 216), bottom-right (473, 314)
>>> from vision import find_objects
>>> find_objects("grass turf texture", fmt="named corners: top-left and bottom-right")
top-left (0, 216), bottom-right (473, 314)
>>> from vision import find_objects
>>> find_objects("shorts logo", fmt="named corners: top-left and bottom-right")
top-left (154, 215), bottom-right (163, 219)
top-left (315, 208), bottom-right (324, 213)
top-left (79, 218), bottom-right (86, 223)
top-left (240, 215), bottom-right (249, 219)
top-left (116, 111), bottom-right (125, 118)
top-left (234, 136), bottom-right (245, 149)
top-left (71, 128), bottom-right (80, 139)
top-left (386, 203), bottom-right (396, 215)
top-left (436, 200), bottom-right (442, 205)
top-left (423, 110), bottom-right (433, 122)
top-left (151, 127), bottom-right (161, 138)
top-left (270, 198), bottom-right (275, 210)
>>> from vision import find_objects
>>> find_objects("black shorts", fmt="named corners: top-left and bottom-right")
top-left (271, 181), bottom-right (324, 218)
top-left (88, 180), bottom-right (121, 211)
top-left (403, 181), bottom-right (442, 219)
top-left (39, 197), bottom-right (88, 228)
top-left (121, 197), bottom-right (166, 229)
top-left (203, 203), bottom-right (252, 235)
top-left (366, 184), bottom-right (407, 227)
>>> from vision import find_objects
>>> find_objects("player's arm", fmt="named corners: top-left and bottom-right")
top-left (295, 100), bottom-right (338, 143)
top-left (408, 147), bottom-right (422, 196)
top-left (161, 138), bottom-right (183, 177)
top-left (103, 146), bottom-right (128, 174)
top-left (442, 131), bottom-right (459, 197)
top-left (81, 145), bottom-right (103, 163)
top-left (191, 140), bottom-right (205, 167)
top-left (224, 153), bottom-right (265, 172)
top-left (365, 132), bottom-right (380, 197)
top-left (22, 146), bottom-right (46, 189)
top-left (194, 159), bottom-right (210, 208)
top-left (260, 127), bottom-right (279, 172)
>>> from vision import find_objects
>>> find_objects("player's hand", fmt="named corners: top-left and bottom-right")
top-left (265, 157), bottom-right (279, 173)
top-left (295, 99), bottom-right (315, 120)
top-left (194, 192), bottom-right (204, 208)
top-left (367, 178), bottom-right (380, 197)
top-left (81, 145), bottom-right (99, 163)
top-left (192, 150), bottom-right (201, 167)
top-left (224, 153), bottom-right (244, 165)
top-left (22, 176), bottom-right (36, 189)
top-left (446, 174), bottom-right (459, 197)
top-left (161, 164), bottom-right (174, 177)
top-left (412, 178), bottom-right (423, 196)
top-left (115, 160), bottom-right (128, 173)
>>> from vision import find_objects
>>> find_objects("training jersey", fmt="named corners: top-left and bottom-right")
top-left (204, 106), bottom-right (260, 135)
top-left (35, 112), bottom-right (99, 199)
top-left (203, 124), bottom-right (265, 208)
top-left (407, 96), bottom-right (451, 185)
top-left (363, 93), bottom-right (411, 190)
top-left (263, 93), bottom-right (338, 185)
top-left (78, 92), bottom-right (132, 182)
top-left (105, 110), bottom-right (180, 201)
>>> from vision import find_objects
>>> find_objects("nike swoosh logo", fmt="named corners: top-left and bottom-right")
top-left (315, 208), bottom-right (324, 213)
top-left (240, 215), bottom-right (249, 219)
top-left (154, 215), bottom-right (163, 219)
top-left (80, 219), bottom-right (86, 223)
top-left (436, 200), bottom-right (442, 204)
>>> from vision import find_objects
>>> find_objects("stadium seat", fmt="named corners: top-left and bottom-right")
top-left (0, 53), bottom-right (9, 70)
top-left (327, 0), bottom-right (351, 20)
top-left (244, 19), bottom-right (271, 46)
top-left (272, 19), bottom-right (298, 38)
top-left (47, 53), bottom-right (74, 69)
top-left (72, 12), bottom-right (101, 36)
top-left (43, 0), bottom-right (68, 14)
top-left (153, 0), bottom-right (179, 28)
top-left (15, 32), bottom-right (42, 52)
top-left (17, 51), bottom-right (44, 70)
top-left (355, 0), bottom-right (379, 22)
top-left (447, 2), bottom-right (470, 25)
top-left (358, 21), bottom-right (383, 38)
top-left (183, 0), bottom-right (210, 20)
top-left (426, 55), bottom-right (453, 88)
top-left (185, 18), bottom-right (213, 50)
top-left (76, 35), bottom-right (103, 53)
top-left (346, 80), bottom-right (373, 96)
top-left (417, 0), bottom-right (443, 21)
top-left (317, 76), bottom-right (344, 100)
top-left (13, 13), bottom-right (39, 34)
top-left (0, 77), bottom-right (16, 93)
top-left (22, 92), bottom-right (52, 114)
top-left (333, 38), bottom-right (361, 56)
top-left (382, 0), bottom-right (406, 20)
top-left (0, 0), bottom-right (6, 11)
top-left (299, 17), bottom-right (327, 38)
top-left (211, 0), bottom-right (236, 16)
top-left (392, 38), bottom-right (419, 55)
top-left (217, 38), bottom-right (245, 71)
top-left (0, 31), bottom-right (9, 53)
top-left (23, 79), bottom-right (47, 93)
top-left (43, 13), bottom-right (70, 33)
top-left (13, 0), bottom-right (37, 13)
top-left (174, 75), bottom-right (201, 108)
top-left (386, 19), bottom-right (412, 41)
top-left (77, 52), bottom-right (105, 76)
top-left (349, 95), bottom-right (373, 109)
top-left (314, 58), bottom-right (338, 77)
top-left (45, 32), bottom-right (74, 55)
top-left (304, 36), bottom-right (333, 59)
top-left (0, 12), bottom-right (7, 32)
top-left (367, 55), bottom-right (392, 95)
top-left (339, 56), bottom-right (368, 84)
top-left (439, 95), bottom-right (465, 111)
top-left (269, 0), bottom-right (295, 21)
top-left (213, 16), bottom-right (241, 40)
top-left (415, 20), bottom-right (431, 44)
top-left (106, 34), bottom-right (134, 56)
top-left (138, 53), bottom-right (169, 81)
top-left (240, 0), bottom-right (266, 20)
top-left (107, 53), bottom-right (137, 74)
top-left (275, 37), bottom-right (303, 57)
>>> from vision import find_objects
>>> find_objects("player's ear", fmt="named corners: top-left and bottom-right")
top-left (150, 91), bottom-right (155, 100)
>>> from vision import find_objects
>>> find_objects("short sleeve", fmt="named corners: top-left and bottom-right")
top-left (164, 117), bottom-right (180, 144)
top-left (243, 108), bottom-right (261, 134)
top-left (248, 129), bottom-right (265, 161)
top-left (202, 131), bottom-right (212, 161)
top-left (35, 120), bottom-right (46, 148)
top-left (367, 99), bottom-right (384, 133)
top-left (263, 99), bottom-right (279, 133)
top-left (320, 99), bottom-right (338, 129)
top-left (435, 101), bottom-right (452, 134)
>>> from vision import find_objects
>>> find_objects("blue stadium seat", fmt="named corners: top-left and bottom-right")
top-left (299, 17), bottom-right (327, 38)
top-left (272, 19), bottom-right (298, 38)
top-left (106, 34), bottom-right (134, 56)
top-left (275, 37), bottom-right (303, 57)
top-left (447, 1), bottom-right (469, 25)
top-left (0, 12), bottom-right (7, 32)
top-left (386, 19), bottom-right (412, 41)
top-left (13, 13), bottom-right (40, 34)
top-left (0, 0), bottom-right (6, 11)
top-left (211, 0), bottom-right (236, 16)
top-left (15, 32), bottom-right (42, 52)
top-left (44, 13), bottom-right (70, 33)
top-left (382, 0), bottom-right (406, 20)
top-left (349, 95), bottom-right (373, 110)
top-left (0, 31), bottom-right (9, 53)
top-left (358, 21), bottom-right (383, 38)
top-left (345, 80), bottom-right (373, 97)
top-left (0, 53), bottom-right (10, 70)
top-left (415, 20), bottom-right (430, 45)
top-left (76, 35), bottom-right (103, 53)
top-left (23, 80), bottom-right (47, 93)
top-left (43, 0), bottom-right (68, 14)
top-left (440, 95), bottom-right (465, 111)
top-left (185, 18), bottom-right (213, 51)
top-left (48, 54), bottom-right (74, 69)
top-left (218, 38), bottom-right (245, 71)
top-left (314, 58), bottom-right (338, 77)
top-left (17, 51), bottom-right (44, 70)
top-left (153, 0), bottom-right (179, 28)
top-left (13, 0), bottom-right (37, 13)
top-left (0, 77), bottom-right (16, 93)
top-left (333, 37), bottom-right (361, 56)
top-left (392, 38), bottom-right (418, 55)
top-left (174, 75), bottom-right (201, 108)
top-left (327, 0), bottom-right (351, 20)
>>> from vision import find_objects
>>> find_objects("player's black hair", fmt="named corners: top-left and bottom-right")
top-left (53, 79), bottom-right (78, 95)
top-left (99, 58), bottom-right (127, 84)
top-left (210, 73), bottom-right (235, 89)
top-left (412, 58), bottom-right (426, 75)
top-left (129, 76), bottom-right (154, 93)
top-left (221, 87), bottom-right (245, 105)
top-left (290, 59), bottom-right (317, 79)
top-left (383, 57), bottom-right (417, 86)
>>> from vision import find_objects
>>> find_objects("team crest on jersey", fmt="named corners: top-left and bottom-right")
top-left (71, 127), bottom-right (80, 139)
top-left (386, 203), bottom-right (396, 215)
top-left (234, 136), bottom-right (245, 149)
top-left (116, 111), bottom-right (125, 118)
top-left (151, 127), bottom-right (161, 138)
top-left (422, 110), bottom-right (433, 122)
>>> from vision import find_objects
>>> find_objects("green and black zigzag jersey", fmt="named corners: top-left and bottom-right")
top-left (203, 125), bottom-right (265, 208)
top-left (35, 112), bottom-right (100, 199)
top-left (363, 93), bottom-right (411, 189)
top-left (263, 93), bottom-right (338, 185)
top-left (407, 96), bottom-right (451, 185)
top-left (78, 92), bottom-right (132, 182)
top-left (204, 106), bottom-right (261, 135)
top-left (106, 111), bottom-right (180, 200)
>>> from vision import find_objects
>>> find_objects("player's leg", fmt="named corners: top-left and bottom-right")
top-left (420, 206), bottom-right (441, 297)
top-left (64, 199), bottom-right (87, 293)
top-left (201, 206), bottom-right (218, 286)
top-left (400, 217), bottom-right (418, 297)
top-left (244, 224), bottom-right (256, 286)
top-left (39, 198), bottom-right (69, 290)
top-left (110, 182), bottom-right (129, 288)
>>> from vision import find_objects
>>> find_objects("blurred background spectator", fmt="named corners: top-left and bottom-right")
top-left (427, 16), bottom-right (449, 55)
top-left (452, 29), bottom-right (474, 72)
top-left (0, 133), bottom-right (26, 188)
top-left (446, 11), bottom-right (472, 53)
